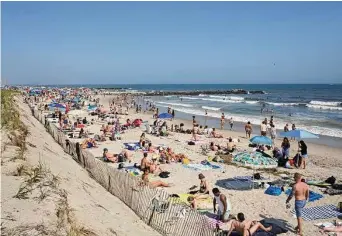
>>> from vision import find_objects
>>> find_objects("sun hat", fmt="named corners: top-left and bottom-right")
top-left (103, 148), bottom-right (108, 151)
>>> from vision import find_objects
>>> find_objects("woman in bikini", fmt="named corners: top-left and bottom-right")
top-left (141, 169), bottom-right (171, 188)
top-left (194, 173), bottom-right (210, 200)
top-left (220, 113), bottom-right (225, 130)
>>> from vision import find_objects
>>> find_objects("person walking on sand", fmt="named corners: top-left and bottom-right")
top-left (220, 113), bottom-right (225, 130)
top-left (213, 188), bottom-right (231, 222)
top-left (286, 173), bottom-right (309, 236)
top-left (245, 121), bottom-right (253, 138)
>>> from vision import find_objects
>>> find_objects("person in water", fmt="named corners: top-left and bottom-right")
top-left (227, 213), bottom-right (272, 236)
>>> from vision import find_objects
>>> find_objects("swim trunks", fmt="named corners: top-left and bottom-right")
top-left (217, 209), bottom-right (230, 221)
top-left (295, 200), bottom-right (306, 218)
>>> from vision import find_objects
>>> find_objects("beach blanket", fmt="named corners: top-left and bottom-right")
top-left (290, 204), bottom-right (342, 221)
top-left (307, 180), bottom-right (331, 188)
top-left (265, 186), bottom-right (282, 196)
top-left (233, 152), bottom-right (278, 166)
top-left (125, 166), bottom-right (142, 176)
top-left (123, 142), bottom-right (140, 151)
top-left (170, 193), bottom-right (213, 210)
top-left (285, 189), bottom-right (323, 202)
top-left (234, 176), bottom-right (266, 181)
top-left (183, 163), bottom-right (221, 171)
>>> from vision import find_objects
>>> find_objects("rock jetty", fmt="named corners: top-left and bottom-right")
top-left (144, 89), bottom-right (265, 96)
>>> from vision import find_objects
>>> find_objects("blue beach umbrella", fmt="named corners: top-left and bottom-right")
top-left (250, 136), bottom-right (273, 145)
top-left (158, 113), bottom-right (173, 119)
top-left (280, 129), bottom-right (319, 139)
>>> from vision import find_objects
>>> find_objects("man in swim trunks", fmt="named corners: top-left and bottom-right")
top-left (227, 213), bottom-right (272, 236)
top-left (286, 173), bottom-right (309, 236)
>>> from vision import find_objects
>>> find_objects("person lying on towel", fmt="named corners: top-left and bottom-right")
top-left (103, 148), bottom-right (132, 163)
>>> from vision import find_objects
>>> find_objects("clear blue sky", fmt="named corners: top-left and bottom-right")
top-left (2, 1), bottom-right (342, 85)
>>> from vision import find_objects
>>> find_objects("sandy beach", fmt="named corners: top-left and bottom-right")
top-left (1, 96), bottom-right (160, 236)
top-left (84, 95), bottom-right (342, 235)
top-left (3, 93), bottom-right (341, 236)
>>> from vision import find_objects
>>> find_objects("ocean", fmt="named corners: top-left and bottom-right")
top-left (47, 83), bottom-right (342, 139)
top-left (127, 84), bottom-right (342, 139)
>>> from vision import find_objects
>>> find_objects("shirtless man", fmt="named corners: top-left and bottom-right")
top-left (227, 213), bottom-right (272, 236)
top-left (286, 173), bottom-right (309, 236)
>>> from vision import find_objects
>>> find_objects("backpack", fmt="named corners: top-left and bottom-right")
top-left (159, 171), bottom-right (170, 178)
top-left (325, 176), bottom-right (336, 185)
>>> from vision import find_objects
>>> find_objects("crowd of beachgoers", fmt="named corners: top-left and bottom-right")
top-left (20, 87), bottom-right (342, 236)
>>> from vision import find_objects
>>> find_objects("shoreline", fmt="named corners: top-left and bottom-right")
top-left (139, 98), bottom-right (342, 149)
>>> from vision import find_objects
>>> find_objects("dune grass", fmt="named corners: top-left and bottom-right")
top-left (1, 90), bottom-right (29, 160)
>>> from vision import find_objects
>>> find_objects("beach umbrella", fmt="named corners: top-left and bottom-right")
top-left (279, 129), bottom-right (319, 139)
top-left (158, 113), bottom-right (173, 119)
top-left (250, 136), bottom-right (273, 145)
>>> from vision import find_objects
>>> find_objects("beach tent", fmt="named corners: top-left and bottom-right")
top-left (250, 136), bottom-right (273, 145)
top-left (280, 129), bottom-right (319, 139)
top-left (158, 113), bottom-right (173, 119)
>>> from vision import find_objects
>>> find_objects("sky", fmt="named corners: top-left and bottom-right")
top-left (1, 1), bottom-right (342, 85)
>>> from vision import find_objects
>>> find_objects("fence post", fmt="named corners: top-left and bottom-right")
top-left (108, 175), bottom-right (111, 192)
top-left (148, 206), bottom-right (156, 226)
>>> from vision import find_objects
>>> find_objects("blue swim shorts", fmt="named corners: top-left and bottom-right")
top-left (295, 200), bottom-right (306, 218)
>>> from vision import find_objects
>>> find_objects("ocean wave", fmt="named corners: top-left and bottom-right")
top-left (180, 96), bottom-right (201, 100)
top-left (309, 101), bottom-right (341, 106)
top-left (198, 94), bottom-right (207, 97)
top-left (202, 106), bottom-right (221, 111)
top-left (209, 95), bottom-right (245, 101)
top-left (306, 104), bottom-right (342, 111)
top-left (245, 101), bottom-right (259, 104)
top-left (267, 102), bottom-right (302, 106)
top-left (164, 95), bottom-right (174, 98)
top-left (156, 106), bottom-right (342, 138)
top-left (157, 101), bottom-right (193, 107)
top-left (201, 98), bottom-right (242, 103)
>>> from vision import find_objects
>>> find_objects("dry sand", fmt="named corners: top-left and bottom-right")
top-left (3, 94), bottom-right (341, 236)
top-left (1, 98), bottom-right (160, 236)
top-left (86, 95), bottom-right (342, 235)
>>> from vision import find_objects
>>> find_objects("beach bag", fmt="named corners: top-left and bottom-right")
top-left (188, 141), bottom-right (195, 145)
top-left (338, 202), bottom-right (342, 213)
top-left (159, 171), bottom-right (170, 178)
top-left (265, 186), bottom-right (282, 196)
top-left (325, 176), bottom-right (336, 185)
top-left (182, 158), bottom-right (190, 165)
top-left (254, 173), bottom-right (261, 180)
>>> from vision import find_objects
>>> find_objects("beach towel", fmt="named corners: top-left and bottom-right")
top-left (123, 142), bottom-right (140, 150)
top-left (290, 204), bottom-right (342, 221)
top-left (200, 160), bottom-right (221, 169)
top-left (125, 166), bottom-right (142, 176)
top-left (234, 176), bottom-right (266, 181)
top-left (265, 186), bottom-right (282, 196)
top-left (306, 180), bottom-right (331, 188)
top-left (170, 193), bottom-right (213, 210)
top-left (183, 163), bottom-right (220, 171)
top-left (285, 189), bottom-right (323, 202)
